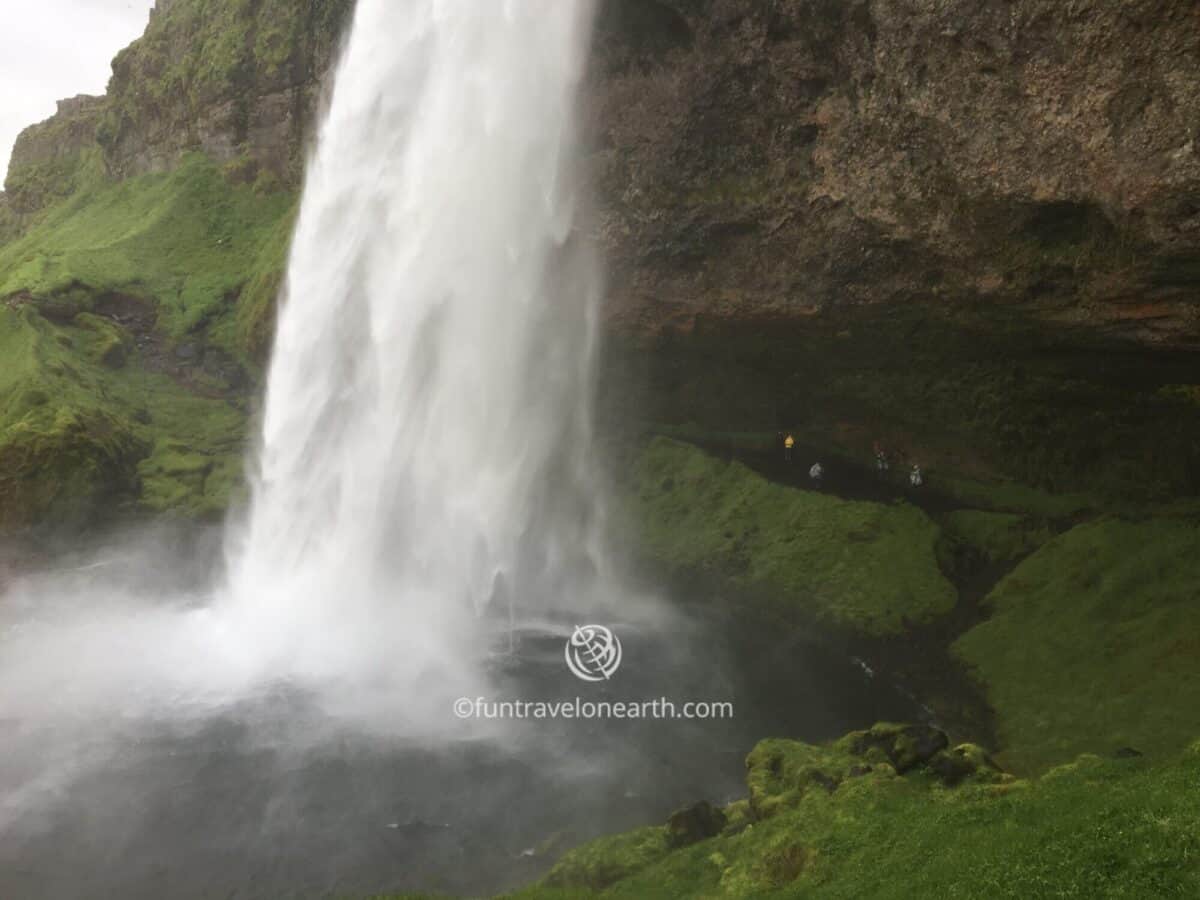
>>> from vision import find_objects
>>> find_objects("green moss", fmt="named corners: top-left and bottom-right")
top-left (954, 517), bottom-right (1200, 773)
top-left (540, 827), bottom-right (672, 892)
top-left (224, 201), bottom-right (297, 363)
top-left (0, 302), bottom-right (245, 532)
top-left (0, 405), bottom-right (145, 532)
top-left (137, 439), bottom-right (244, 518)
top-left (4, 94), bottom-right (109, 222)
top-left (101, 0), bottom-right (354, 181)
top-left (627, 437), bottom-right (957, 635)
top-left (0, 154), bottom-right (294, 365)
top-left (939, 509), bottom-right (1054, 565)
top-left (934, 472), bottom-right (1094, 519)
top-left (73, 312), bottom-right (132, 368)
top-left (514, 739), bottom-right (1200, 899)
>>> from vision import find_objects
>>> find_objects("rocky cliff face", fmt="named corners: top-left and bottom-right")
top-left (587, 0), bottom-right (1200, 347)
top-left (7, 0), bottom-right (1199, 349)
top-left (99, 0), bottom-right (353, 182)
top-left (3, 95), bottom-right (106, 224)
top-left (3, 0), bottom-right (353, 224)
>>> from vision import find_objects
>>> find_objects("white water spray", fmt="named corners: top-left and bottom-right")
top-left (0, 0), bottom-right (618, 741)
top-left (218, 0), bottom-right (610, 720)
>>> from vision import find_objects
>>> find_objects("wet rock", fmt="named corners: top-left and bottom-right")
top-left (928, 744), bottom-right (1004, 785)
top-left (807, 770), bottom-right (839, 793)
top-left (666, 800), bottom-right (726, 848)
top-left (100, 339), bottom-right (128, 369)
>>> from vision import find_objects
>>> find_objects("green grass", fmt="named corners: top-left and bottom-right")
top-left (0, 302), bottom-right (246, 531)
top-left (0, 152), bottom-right (294, 529)
top-left (954, 517), bottom-right (1200, 773)
top-left (628, 437), bottom-right (957, 635)
top-left (510, 733), bottom-right (1200, 899)
top-left (0, 153), bottom-right (294, 363)
top-left (939, 509), bottom-right (1055, 565)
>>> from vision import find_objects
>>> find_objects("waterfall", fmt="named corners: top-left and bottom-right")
top-left (0, 0), bottom-right (613, 742)
top-left (218, 0), bottom-right (610, 721)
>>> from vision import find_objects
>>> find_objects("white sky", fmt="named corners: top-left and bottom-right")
top-left (0, 0), bottom-right (156, 182)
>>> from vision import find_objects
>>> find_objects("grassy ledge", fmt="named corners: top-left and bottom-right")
top-left (0, 154), bottom-right (295, 530)
top-left (626, 437), bottom-right (957, 636)
top-left (954, 516), bottom-right (1200, 773)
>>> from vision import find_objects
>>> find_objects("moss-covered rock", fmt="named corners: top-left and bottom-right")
top-left (3, 95), bottom-right (108, 223)
top-left (514, 731), bottom-right (1200, 899)
top-left (0, 295), bottom-right (246, 534)
top-left (665, 801), bottom-right (727, 848)
top-left (100, 0), bottom-right (354, 183)
top-left (0, 406), bottom-right (146, 532)
top-left (539, 826), bottom-right (671, 893)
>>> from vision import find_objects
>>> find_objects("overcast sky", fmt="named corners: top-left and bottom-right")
top-left (1, 0), bottom-right (156, 181)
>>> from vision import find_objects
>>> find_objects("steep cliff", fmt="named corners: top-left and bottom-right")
top-left (3, 0), bottom-right (353, 229)
top-left (1, 0), bottom-right (1199, 530)
top-left (8, 0), bottom-right (1200, 338)
top-left (585, 0), bottom-right (1200, 501)
top-left (99, 0), bottom-right (353, 181)
top-left (589, 0), bottom-right (1200, 347)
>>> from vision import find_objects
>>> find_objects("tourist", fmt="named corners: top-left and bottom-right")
top-left (873, 440), bottom-right (889, 474)
top-left (784, 433), bottom-right (795, 463)
top-left (910, 464), bottom-right (923, 488)
top-left (809, 461), bottom-right (824, 487)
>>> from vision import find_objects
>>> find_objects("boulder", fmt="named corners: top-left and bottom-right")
top-left (666, 801), bottom-right (726, 848)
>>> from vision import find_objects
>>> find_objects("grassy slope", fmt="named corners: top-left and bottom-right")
top-left (0, 153), bottom-right (294, 363)
top-left (627, 438), bottom-right (1200, 780)
top-left (939, 509), bottom-right (1054, 566)
top-left (629, 437), bottom-right (957, 636)
top-left (955, 516), bottom-right (1200, 773)
top-left (512, 739), bottom-right (1200, 899)
top-left (0, 155), bottom-right (294, 528)
top-left (0, 304), bottom-right (246, 528)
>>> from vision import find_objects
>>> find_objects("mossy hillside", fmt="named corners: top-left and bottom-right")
top-left (0, 305), bottom-right (246, 530)
top-left (0, 153), bottom-right (294, 366)
top-left (229, 203), bottom-right (298, 362)
top-left (514, 734), bottom-right (1200, 899)
top-left (628, 437), bottom-right (956, 635)
top-left (954, 517), bottom-right (1200, 774)
top-left (938, 509), bottom-right (1054, 567)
